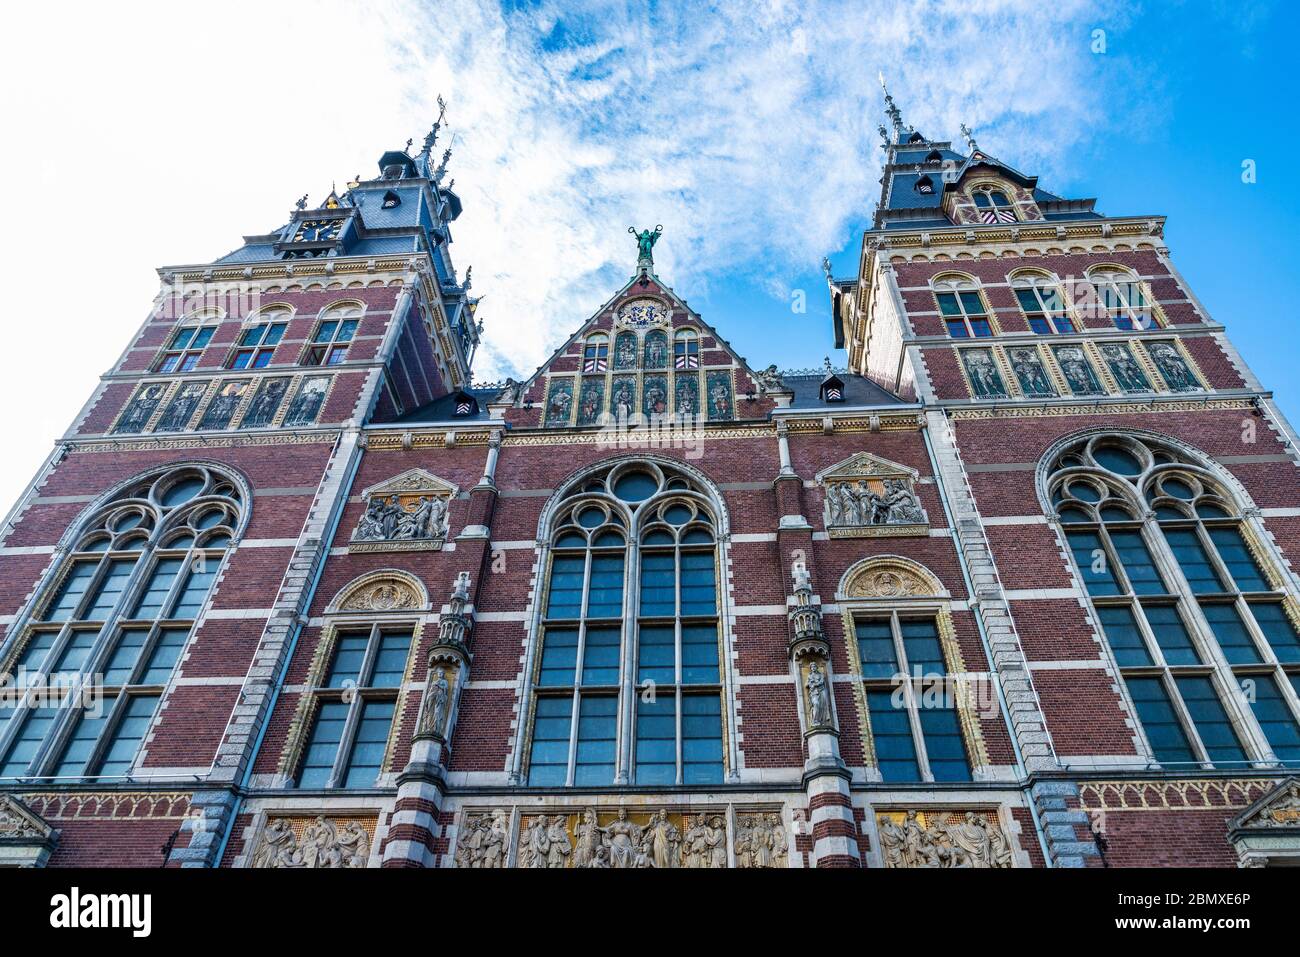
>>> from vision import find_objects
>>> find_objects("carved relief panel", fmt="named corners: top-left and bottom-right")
top-left (818, 453), bottom-right (928, 538)
top-left (249, 815), bottom-right (376, 869)
top-left (349, 468), bottom-right (457, 553)
top-left (874, 809), bottom-right (1017, 868)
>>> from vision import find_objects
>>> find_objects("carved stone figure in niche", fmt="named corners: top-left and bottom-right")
top-left (1052, 345), bottom-right (1103, 395)
top-left (420, 666), bottom-right (450, 738)
top-left (239, 377), bottom-right (289, 429)
top-left (155, 382), bottom-right (206, 432)
top-left (252, 816), bottom-right (370, 869)
top-left (876, 810), bottom-right (1013, 869)
top-left (496, 378), bottom-right (520, 404)
top-left (681, 813), bottom-right (727, 868)
top-left (113, 383), bottom-right (166, 434)
top-left (1148, 342), bottom-right (1199, 391)
top-left (805, 660), bottom-right (832, 727)
top-left (455, 809), bottom-right (509, 868)
top-left (736, 813), bottom-right (789, 868)
top-left (284, 376), bottom-right (329, 427)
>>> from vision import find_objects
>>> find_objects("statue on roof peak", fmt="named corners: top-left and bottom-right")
top-left (629, 225), bottom-right (663, 272)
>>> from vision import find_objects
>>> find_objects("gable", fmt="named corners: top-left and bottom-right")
top-left (816, 451), bottom-right (919, 484)
top-left (508, 273), bottom-right (773, 429)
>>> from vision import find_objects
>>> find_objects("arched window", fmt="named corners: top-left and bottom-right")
top-left (1086, 267), bottom-right (1155, 331)
top-left (1010, 272), bottom-right (1075, 334)
top-left (526, 461), bottom-right (726, 786)
top-left (915, 175), bottom-right (935, 195)
top-left (673, 329), bottom-right (699, 369)
top-left (1048, 434), bottom-right (1300, 769)
top-left (924, 150), bottom-right (943, 165)
top-left (303, 302), bottom-right (362, 367)
top-left (932, 275), bottom-right (994, 339)
top-left (839, 557), bottom-right (979, 783)
top-left (229, 305), bottom-right (291, 369)
top-left (582, 333), bottom-right (608, 374)
top-left (970, 185), bottom-right (1016, 223)
top-left (0, 465), bottom-right (244, 781)
top-left (286, 573), bottom-right (427, 790)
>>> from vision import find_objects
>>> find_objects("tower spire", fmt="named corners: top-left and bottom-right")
top-left (879, 72), bottom-right (905, 141)
top-left (420, 95), bottom-right (449, 160)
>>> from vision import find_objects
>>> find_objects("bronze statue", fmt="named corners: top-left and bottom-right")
top-left (628, 225), bottom-right (663, 268)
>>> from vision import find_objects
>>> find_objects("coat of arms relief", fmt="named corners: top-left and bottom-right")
top-left (818, 452), bottom-right (929, 538)
top-left (349, 468), bottom-right (457, 553)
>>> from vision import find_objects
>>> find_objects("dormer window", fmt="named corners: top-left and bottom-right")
top-left (915, 175), bottom-right (934, 195)
top-left (971, 186), bottom-right (1016, 224)
top-left (453, 392), bottom-right (477, 416)
top-left (907, 132), bottom-right (924, 144)
top-left (382, 164), bottom-right (404, 180)
top-left (381, 191), bottom-right (401, 209)
top-left (924, 150), bottom-right (943, 164)
top-left (820, 369), bottom-right (845, 403)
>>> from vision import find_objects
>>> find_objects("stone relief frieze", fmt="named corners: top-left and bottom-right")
top-left (876, 810), bottom-right (1013, 869)
top-left (453, 806), bottom-right (791, 869)
top-left (818, 453), bottom-right (928, 538)
top-left (251, 816), bottom-right (373, 869)
top-left (349, 468), bottom-right (456, 553)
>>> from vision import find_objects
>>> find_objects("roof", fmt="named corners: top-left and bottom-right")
top-left (393, 388), bottom-right (500, 424)
top-left (781, 372), bottom-right (904, 409)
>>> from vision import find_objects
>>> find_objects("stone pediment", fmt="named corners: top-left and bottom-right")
top-left (350, 469), bottom-right (458, 553)
top-left (0, 794), bottom-right (58, 867)
top-left (1227, 778), bottom-right (1300, 867)
top-left (1230, 778), bottom-right (1300, 831)
top-left (816, 452), bottom-right (918, 484)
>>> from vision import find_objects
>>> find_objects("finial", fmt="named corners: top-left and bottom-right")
top-left (295, 194), bottom-right (308, 210)
top-left (433, 145), bottom-right (453, 184)
top-left (463, 265), bottom-right (472, 291)
top-left (405, 138), bottom-right (414, 152)
top-left (823, 356), bottom-right (833, 375)
top-left (821, 256), bottom-right (832, 281)
top-left (421, 95), bottom-right (449, 157)
top-left (960, 123), bottom-right (979, 153)
top-left (876, 123), bottom-right (889, 146)
top-left (878, 72), bottom-right (905, 139)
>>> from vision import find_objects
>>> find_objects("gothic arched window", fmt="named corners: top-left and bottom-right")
top-left (1048, 434), bottom-right (1300, 769)
top-left (932, 275), bottom-right (994, 339)
top-left (673, 329), bottom-right (699, 370)
top-left (525, 461), bottom-right (726, 786)
top-left (582, 333), bottom-right (608, 374)
top-left (0, 465), bottom-right (244, 781)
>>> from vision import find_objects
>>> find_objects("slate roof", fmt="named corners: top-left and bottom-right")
top-left (781, 372), bottom-right (905, 408)
top-left (393, 388), bottom-right (500, 424)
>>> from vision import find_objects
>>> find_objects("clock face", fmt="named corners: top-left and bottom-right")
top-left (296, 219), bottom-right (342, 243)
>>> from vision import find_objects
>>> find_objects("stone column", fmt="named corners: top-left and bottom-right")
top-left (788, 566), bottom-right (860, 868)
top-left (381, 573), bottom-right (475, 867)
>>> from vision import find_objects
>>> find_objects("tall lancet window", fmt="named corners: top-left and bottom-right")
top-left (526, 461), bottom-right (726, 786)
top-left (0, 466), bottom-right (243, 781)
top-left (1049, 434), bottom-right (1300, 769)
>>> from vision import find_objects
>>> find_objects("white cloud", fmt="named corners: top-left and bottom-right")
top-left (0, 0), bottom-right (1134, 509)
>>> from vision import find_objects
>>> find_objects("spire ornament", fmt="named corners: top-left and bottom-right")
top-left (960, 123), bottom-right (979, 154)
top-left (421, 95), bottom-right (449, 158)
top-left (879, 72), bottom-right (905, 140)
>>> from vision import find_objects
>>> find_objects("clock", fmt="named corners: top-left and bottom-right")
top-left (295, 219), bottom-right (342, 243)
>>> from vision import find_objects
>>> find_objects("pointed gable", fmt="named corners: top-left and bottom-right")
top-left (505, 272), bottom-right (774, 429)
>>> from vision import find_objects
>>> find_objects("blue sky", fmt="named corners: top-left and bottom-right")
top-left (0, 1), bottom-right (1295, 508)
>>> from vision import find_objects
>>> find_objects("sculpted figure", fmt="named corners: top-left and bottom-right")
top-left (881, 478), bottom-right (925, 524)
top-left (421, 666), bottom-right (450, 738)
top-left (573, 808), bottom-right (601, 868)
top-left (877, 815), bottom-right (907, 868)
top-left (600, 807), bottom-right (642, 868)
top-left (642, 809), bottom-right (680, 869)
top-left (805, 660), bottom-right (832, 727)
top-left (546, 816), bottom-right (573, 868)
top-left (252, 818), bottom-right (299, 868)
top-left (356, 497), bottom-right (387, 541)
top-left (519, 816), bottom-right (550, 869)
